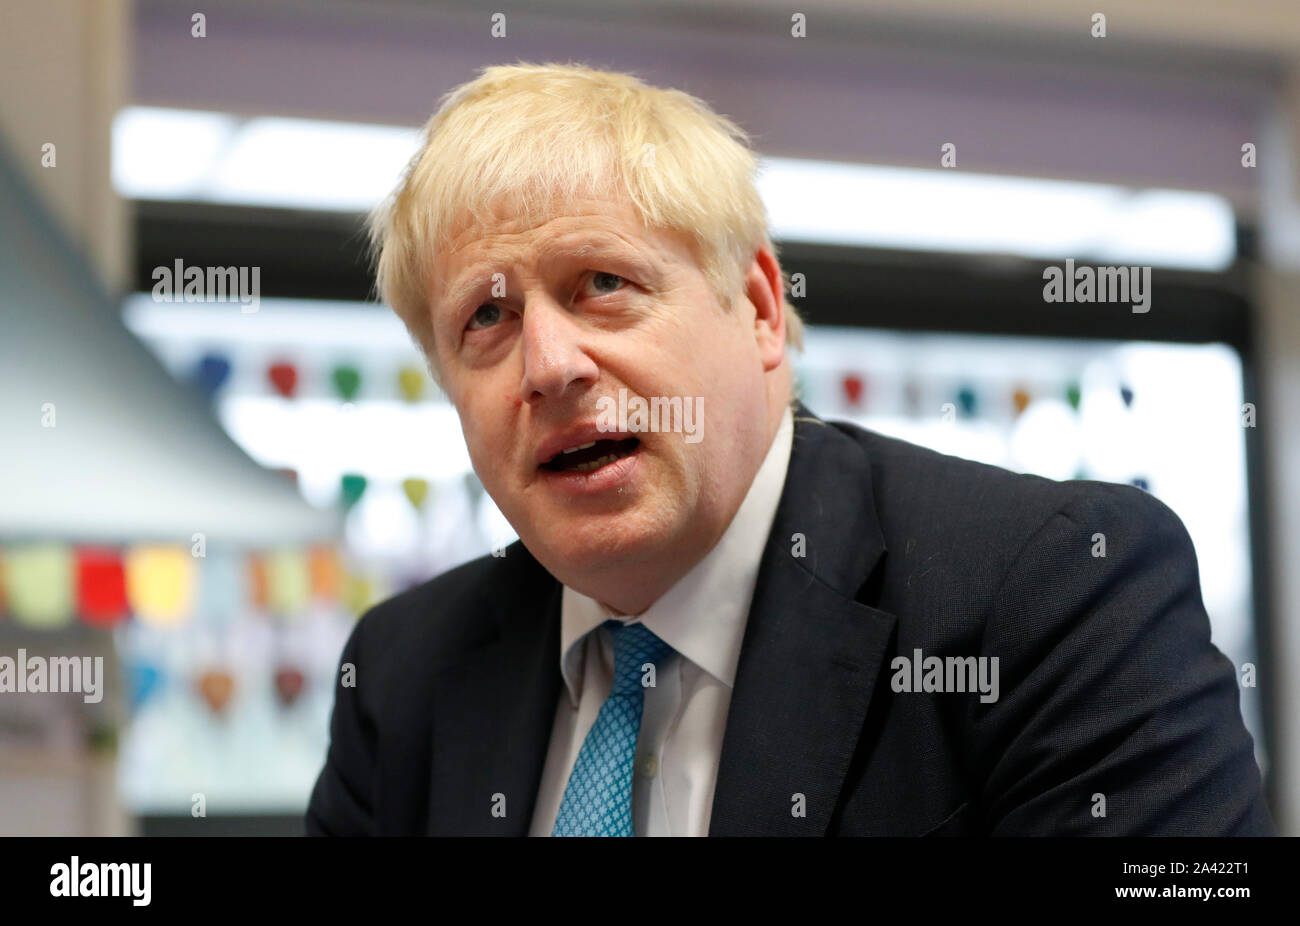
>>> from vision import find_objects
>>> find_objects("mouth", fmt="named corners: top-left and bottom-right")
top-left (539, 437), bottom-right (641, 474)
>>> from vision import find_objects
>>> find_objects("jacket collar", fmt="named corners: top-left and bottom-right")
top-left (706, 401), bottom-right (895, 834)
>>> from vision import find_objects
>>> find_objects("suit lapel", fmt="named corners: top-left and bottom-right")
top-left (708, 405), bottom-right (897, 835)
top-left (426, 554), bottom-right (562, 835)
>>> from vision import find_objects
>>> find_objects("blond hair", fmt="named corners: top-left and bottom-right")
top-left (369, 61), bottom-right (804, 378)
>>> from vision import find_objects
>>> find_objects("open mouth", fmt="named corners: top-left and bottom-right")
top-left (540, 437), bottom-right (641, 474)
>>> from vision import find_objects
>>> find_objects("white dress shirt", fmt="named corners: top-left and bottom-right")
top-left (529, 406), bottom-right (794, 836)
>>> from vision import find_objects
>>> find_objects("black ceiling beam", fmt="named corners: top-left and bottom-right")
top-left (134, 199), bottom-right (375, 303)
top-left (133, 199), bottom-right (1252, 349)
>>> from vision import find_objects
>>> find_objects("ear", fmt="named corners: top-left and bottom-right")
top-left (742, 245), bottom-right (786, 373)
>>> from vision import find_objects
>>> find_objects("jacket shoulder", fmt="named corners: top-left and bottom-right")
top-left (834, 415), bottom-right (1169, 529)
top-left (346, 542), bottom-right (551, 676)
top-left (822, 417), bottom-right (1186, 605)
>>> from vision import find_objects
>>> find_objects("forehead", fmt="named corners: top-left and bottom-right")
top-left (433, 197), bottom-right (699, 296)
top-left (441, 196), bottom-right (648, 258)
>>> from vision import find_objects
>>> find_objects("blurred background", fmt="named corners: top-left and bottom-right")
top-left (0, 0), bottom-right (1296, 835)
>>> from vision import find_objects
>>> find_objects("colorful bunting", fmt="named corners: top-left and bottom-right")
top-left (342, 572), bottom-right (376, 617)
top-left (957, 386), bottom-right (977, 418)
top-left (1066, 382), bottom-right (1082, 411)
top-left (273, 665), bottom-right (306, 708)
top-left (76, 547), bottom-right (129, 628)
top-left (6, 544), bottom-right (73, 629)
top-left (126, 546), bottom-right (195, 628)
top-left (247, 553), bottom-right (269, 610)
top-left (307, 546), bottom-right (343, 602)
top-left (127, 660), bottom-right (164, 711)
top-left (267, 361), bottom-right (298, 398)
top-left (402, 477), bottom-right (430, 510)
top-left (266, 549), bottom-right (310, 617)
top-left (0, 541), bottom-right (350, 636)
top-left (842, 373), bottom-right (864, 406)
top-left (331, 365), bottom-right (361, 402)
top-left (397, 366), bottom-right (426, 402)
top-left (192, 353), bottom-right (232, 401)
top-left (340, 473), bottom-right (368, 510)
top-left (196, 668), bottom-right (235, 716)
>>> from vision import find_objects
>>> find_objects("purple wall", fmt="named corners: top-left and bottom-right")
top-left (134, 1), bottom-right (1270, 205)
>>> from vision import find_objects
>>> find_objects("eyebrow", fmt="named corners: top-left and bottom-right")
top-left (441, 239), bottom-right (654, 315)
top-left (440, 274), bottom-right (492, 321)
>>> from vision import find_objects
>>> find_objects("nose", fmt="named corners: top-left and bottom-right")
top-left (518, 297), bottom-right (599, 403)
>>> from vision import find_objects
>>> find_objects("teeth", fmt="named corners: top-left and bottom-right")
top-left (571, 454), bottom-right (617, 473)
top-left (561, 441), bottom-right (597, 454)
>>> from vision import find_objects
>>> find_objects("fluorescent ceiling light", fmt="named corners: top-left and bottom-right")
top-left (112, 108), bottom-right (237, 198)
top-left (113, 107), bottom-right (419, 212)
top-left (113, 107), bottom-right (1235, 269)
top-left (122, 295), bottom-right (414, 349)
top-left (206, 117), bottom-right (420, 210)
top-left (757, 158), bottom-right (1235, 270)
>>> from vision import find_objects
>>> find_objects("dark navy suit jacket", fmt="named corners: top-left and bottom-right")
top-left (306, 404), bottom-right (1274, 835)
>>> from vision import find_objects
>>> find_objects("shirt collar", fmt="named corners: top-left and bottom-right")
top-left (558, 405), bottom-right (795, 706)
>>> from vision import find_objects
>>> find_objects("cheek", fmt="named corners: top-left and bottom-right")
top-left (635, 326), bottom-right (709, 394)
top-left (459, 393), bottom-right (522, 476)
top-left (668, 332), bottom-right (746, 410)
top-left (456, 401), bottom-right (492, 461)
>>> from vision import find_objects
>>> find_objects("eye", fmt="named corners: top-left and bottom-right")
top-left (466, 303), bottom-right (503, 331)
top-left (587, 271), bottom-right (627, 295)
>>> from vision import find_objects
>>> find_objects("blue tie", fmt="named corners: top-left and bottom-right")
top-left (551, 619), bottom-right (675, 837)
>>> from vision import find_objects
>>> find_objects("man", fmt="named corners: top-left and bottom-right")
top-left (306, 62), bottom-right (1273, 836)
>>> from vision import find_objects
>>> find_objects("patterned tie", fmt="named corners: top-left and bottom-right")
top-left (551, 619), bottom-right (675, 837)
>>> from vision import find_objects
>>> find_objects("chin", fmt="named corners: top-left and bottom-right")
top-left (536, 515), bottom-right (668, 572)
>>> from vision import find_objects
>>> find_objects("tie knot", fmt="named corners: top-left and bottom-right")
top-left (604, 619), bottom-right (674, 696)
